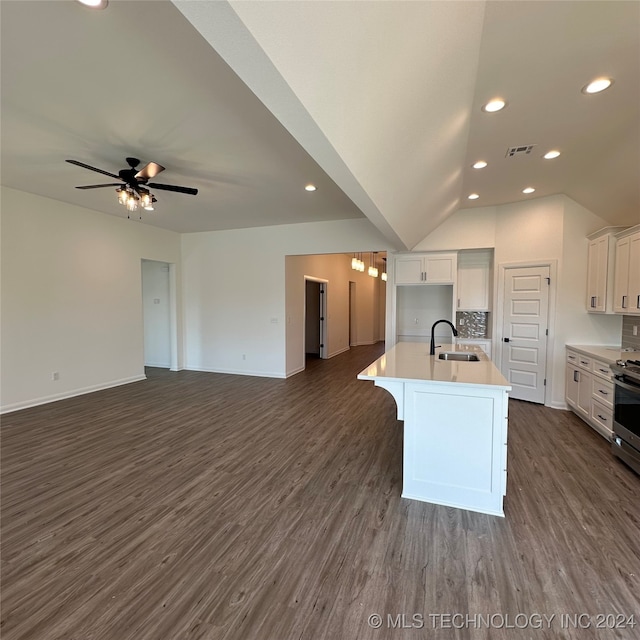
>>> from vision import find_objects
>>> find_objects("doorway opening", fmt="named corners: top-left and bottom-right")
top-left (141, 259), bottom-right (178, 371)
top-left (304, 277), bottom-right (327, 364)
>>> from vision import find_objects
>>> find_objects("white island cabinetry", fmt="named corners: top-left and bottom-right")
top-left (358, 342), bottom-right (511, 517)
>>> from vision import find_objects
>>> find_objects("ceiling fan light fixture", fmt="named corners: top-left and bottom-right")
top-left (140, 191), bottom-right (153, 209)
top-left (126, 192), bottom-right (138, 211)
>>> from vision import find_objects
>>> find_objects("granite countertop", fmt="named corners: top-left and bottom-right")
top-left (357, 342), bottom-right (511, 390)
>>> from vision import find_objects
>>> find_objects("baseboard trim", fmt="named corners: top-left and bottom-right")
top-left (183, 366), bottom-right (286, 379)
top-left (0, 374), bottom-right (147, 415)
top-left (548, 400), bottom-right (569, 411)
top-left (285, 365), bottom-right (306, 378)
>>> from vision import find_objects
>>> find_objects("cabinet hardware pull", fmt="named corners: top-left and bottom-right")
top-left (598, 390), bottom-right (608, 395)
top-left (574, 371), bottom-right (579, 382)
top-left (622, 295), bottom-right (627, 308)
top-left (637, 294), bottom-right (640, 309)
top-left (591, 296), bottom-right (596, 308)
top-left (580, 360), bottom-right (588, 365)
top-left (597, 414), bottom-right (606, 421)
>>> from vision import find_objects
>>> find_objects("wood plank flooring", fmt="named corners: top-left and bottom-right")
top-left (1, 343), bottom-right (639, 640)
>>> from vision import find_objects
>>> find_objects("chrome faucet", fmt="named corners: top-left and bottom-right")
top-left (430, 319), bottom-right (458, 355)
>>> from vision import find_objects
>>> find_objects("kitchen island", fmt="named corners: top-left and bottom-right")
top-left (358, 342), bottom-right (511, 516)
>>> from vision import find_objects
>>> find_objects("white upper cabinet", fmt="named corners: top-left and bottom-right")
top-left (585, 228), bottom-right (623, 313)
top-left (457, 250), bottom-right (491, 311)
top-left (394, 252), bottom-right (457, 284)
top-left (613, 225), bottom-right (640, 315)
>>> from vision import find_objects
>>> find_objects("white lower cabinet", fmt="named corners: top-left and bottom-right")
top-left (565, 347), bottom-right (614, 440)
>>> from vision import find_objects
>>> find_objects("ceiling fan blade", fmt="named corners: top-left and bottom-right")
top-left (147, 182), bottom-right (198, 195)
top-left (135, 162), bottom-right (165, 180)
top-left (76, 183), bottom-right (123, 189)
top-left (66, 159), bottom-right (120, 180)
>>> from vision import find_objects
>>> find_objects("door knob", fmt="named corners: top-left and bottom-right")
top-left (503, 338), bottom-right (510, 342)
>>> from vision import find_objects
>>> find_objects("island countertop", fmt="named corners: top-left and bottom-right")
top-left (357, 341), bottom-right (511, 390)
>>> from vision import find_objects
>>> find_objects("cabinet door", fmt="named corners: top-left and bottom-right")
top-left (424, 254), bottom-right (456, 284)
top-left (395, 256), bottom-right (425, 284)
top-left (586, 236), bottom-right (607, 312)
top-left (613, 236), bottom-right (631, 313)
top-left (566, 364), bottom-right (579, 408)
top-left (628, 232), bottom-right (640, 314)
top-left (458, 261), bottom-right (490, 310)
top-left (576, 369), bottom-right (592, 419)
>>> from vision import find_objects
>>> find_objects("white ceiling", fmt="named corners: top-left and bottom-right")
top-left (2, 1), bottom-right (639, 249)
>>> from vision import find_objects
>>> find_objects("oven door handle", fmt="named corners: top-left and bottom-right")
top-left (613, 377), bottom-right (640, 393)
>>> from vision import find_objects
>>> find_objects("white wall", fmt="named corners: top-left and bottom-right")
top-left (181, 218), bottom-right (389, 378)
top-left (411, 194), bottom-right (621, 408)
top-left (0, 187), bottom-right (182, 412)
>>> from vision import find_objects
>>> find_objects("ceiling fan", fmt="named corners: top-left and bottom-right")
top-left (66, 157), bottom-right (198, 212)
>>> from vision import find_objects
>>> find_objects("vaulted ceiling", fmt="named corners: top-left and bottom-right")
top-left (2, 1), bottom-right (638, 249)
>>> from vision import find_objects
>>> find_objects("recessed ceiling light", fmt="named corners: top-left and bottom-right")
top-left (522, 187), bottom-right (536, 194)
top-left (468, 193), bottom-right (480, 200)
top-left (77, 0), bottom-right (108, 8)
top-left (305, 184), bottom-right (317, 192)
top-left (472, 161), bottom-right (488, 169)
top-left (543, 150), bottom-right (561, 160)
top-left (482, 98), bottom-right (506, 113)
top-left (582, 77), bottom-right (613, 94)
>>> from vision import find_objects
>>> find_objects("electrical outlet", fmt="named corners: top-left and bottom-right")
top-left (51, 371), bottom-right (59, 381)
top-left (633, 325), bottom-right (638, 337)
top-left (242, 354), bottom-right (246, 360)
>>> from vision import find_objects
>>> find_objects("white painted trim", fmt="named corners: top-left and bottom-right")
top-left (183, 366), bottom-right (286, 379)
top-left (385, 256), bottom-right (397, 347)
top-left (494, 259), bottom-right (558, 407)
top-left (0, 375), bottom-right (147, 415)
top-left (285, 365), bottom-right (306, 378)
top-left (550, 400), bottom-right (569, 410)
top-left (145, 361), bottom-right (171, 368)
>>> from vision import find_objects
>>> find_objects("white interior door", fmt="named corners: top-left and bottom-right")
top-left (500, 266), bottom-right (550, 403)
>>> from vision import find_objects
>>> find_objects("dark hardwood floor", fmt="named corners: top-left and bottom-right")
top-left (1, 343), bottom-right (639, 639)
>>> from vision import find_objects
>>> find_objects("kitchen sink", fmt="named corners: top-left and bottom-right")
top-left (438, 352), bottom-right (480, 361)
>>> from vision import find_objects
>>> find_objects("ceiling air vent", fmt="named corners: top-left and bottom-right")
top-left (506, 144), bottom-right (536, 157)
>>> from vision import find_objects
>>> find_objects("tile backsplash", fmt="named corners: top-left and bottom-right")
top-left (622, 315), bottom-right (640, 351)
top-left (456, 311), bottom-right (489, 338)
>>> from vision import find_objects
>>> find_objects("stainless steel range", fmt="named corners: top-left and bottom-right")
top-left (610, 358), bottom-right (640, 475)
